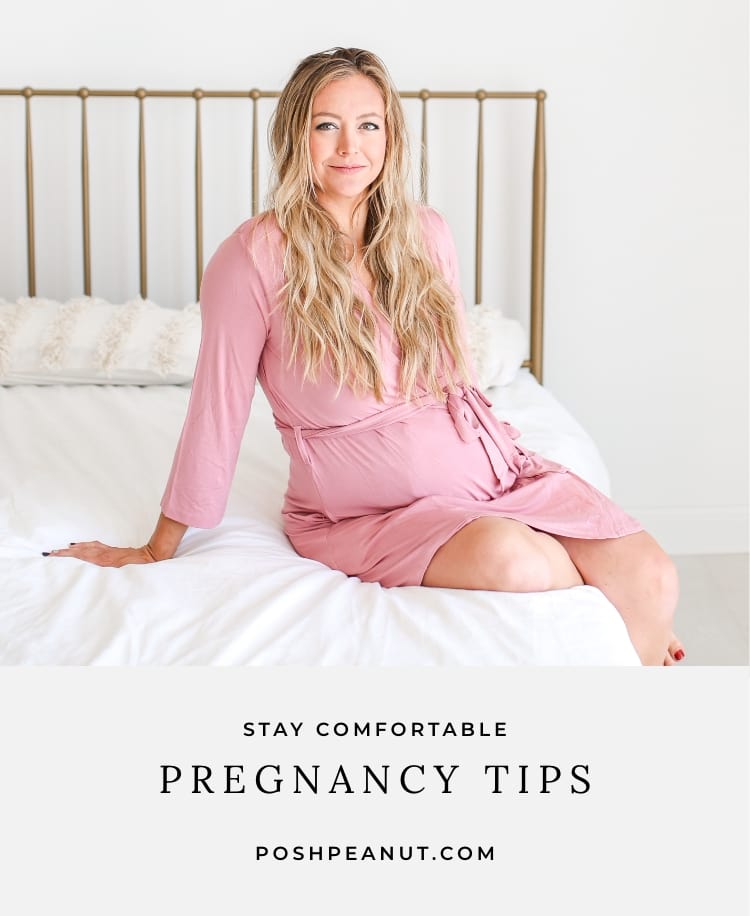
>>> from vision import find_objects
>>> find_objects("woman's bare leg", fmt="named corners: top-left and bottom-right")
top-left (422, 517), bottom-right (583, 591)
top-left (551, 531), bottom-right (681, 666)
top-left (422, 519), bottom-right (681, 666)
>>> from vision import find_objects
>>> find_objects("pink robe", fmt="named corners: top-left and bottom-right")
top-left (161, 207), bottom-right (641, 586)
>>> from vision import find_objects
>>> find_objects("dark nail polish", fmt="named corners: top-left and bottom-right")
top-left (674, 649), bottom-right (685, 661)
top-left (69, 542), bottom-right (77, 546)
top-left (42, 552), bottom-right (50, 556)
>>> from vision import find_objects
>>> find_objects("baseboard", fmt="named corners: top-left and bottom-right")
top-left (625, 506), bottom-right (749, 555)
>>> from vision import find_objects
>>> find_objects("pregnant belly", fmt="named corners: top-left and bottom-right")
top-left (288, 406), bottom-right (506, 522)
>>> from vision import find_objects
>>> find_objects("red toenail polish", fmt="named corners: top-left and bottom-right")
top-left (674, 650), bottom-right (685, 661)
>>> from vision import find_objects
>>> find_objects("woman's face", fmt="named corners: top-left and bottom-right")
top-left (309, 73), bottom-right (387, 220)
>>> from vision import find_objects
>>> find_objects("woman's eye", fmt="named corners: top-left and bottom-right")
top-left (360, 122), bottom-right (380, 131)
top-left (314, 122), bottom-right (337, 131)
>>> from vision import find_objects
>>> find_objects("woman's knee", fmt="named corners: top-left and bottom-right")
top-left (425, 519), bottom-right (557, 592)
top-left (489, 537), bottom-right (557, 592)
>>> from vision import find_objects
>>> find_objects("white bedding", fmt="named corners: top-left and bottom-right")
top-left (0, 370), bottom-right (639, 665)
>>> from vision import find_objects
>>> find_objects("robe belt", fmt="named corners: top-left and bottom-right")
top-left (279, 385), bottom-right (542, 486)
top-left (445, 385), bottom-right (534, 487)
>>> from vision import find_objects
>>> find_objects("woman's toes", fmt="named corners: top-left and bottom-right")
top-left (666, 634), bottom-right (685, 664)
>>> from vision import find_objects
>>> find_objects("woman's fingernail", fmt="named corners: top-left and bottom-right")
top-left (674, 649), bottom-right (685, 661)
top-left (69, 542), bottom-right (77, 546)
top-left (42, 552), bottom-right (51, 556)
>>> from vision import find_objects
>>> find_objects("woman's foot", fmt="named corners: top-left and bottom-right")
top-left (664, 634), bottom-right (685, 666)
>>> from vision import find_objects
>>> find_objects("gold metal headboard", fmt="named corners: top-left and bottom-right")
top-left (0, 86), bottom-right (547, 382)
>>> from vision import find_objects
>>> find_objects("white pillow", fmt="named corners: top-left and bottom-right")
top-left (0, 296), bottom-right (525, 390)
top-left (465, 303), bottom-right (526, 388)
top-left (0, 296), bottom-right (200, 385)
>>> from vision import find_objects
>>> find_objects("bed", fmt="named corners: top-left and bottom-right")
top-left (0, 83), bottom-right (640, 666)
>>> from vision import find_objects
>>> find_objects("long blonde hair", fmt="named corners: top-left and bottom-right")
top-left (268, 47), bottom-right (471, 400)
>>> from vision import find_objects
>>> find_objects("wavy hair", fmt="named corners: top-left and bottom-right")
top-left (267, 47), bottom-right (471, 400)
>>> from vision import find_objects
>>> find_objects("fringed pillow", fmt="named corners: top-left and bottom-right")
top-left (0, 296), bottom-right (526, 390)
top-left (0, 297), bottom-right (200, 385)
top-left (465, 303), bottom-right (527, 389)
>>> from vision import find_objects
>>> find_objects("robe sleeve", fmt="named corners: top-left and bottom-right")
top-left (419, 205), bottom-right (480, 384)
top-left (160, 229), bottom-right (270, 528)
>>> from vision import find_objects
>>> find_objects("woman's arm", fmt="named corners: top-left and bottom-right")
top-left (46, 512), bottom-right (188, 566)
top-left (160, 227), bottom-right (271, 528)
top-left (47, 220), bottom-right (273, 568)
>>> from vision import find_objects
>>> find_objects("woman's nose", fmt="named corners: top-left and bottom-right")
top-left (338, 126), bottom-right (358, 155)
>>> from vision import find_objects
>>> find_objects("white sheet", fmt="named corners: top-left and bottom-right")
top-left (0, 371), bottom-right (639, 665)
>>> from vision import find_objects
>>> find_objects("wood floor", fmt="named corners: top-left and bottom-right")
top-left (671, 553), bottom-right (748, 665)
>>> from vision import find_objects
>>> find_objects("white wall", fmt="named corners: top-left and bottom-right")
top-left (1, 0), bottom-right (747, 554)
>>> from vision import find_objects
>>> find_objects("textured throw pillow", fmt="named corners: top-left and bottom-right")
top-left (465, 303), bottom-right (527, 389)
top-left (0, 296), bottom-right (525, 390)
top-left (0, 297), bottom-right (201, 385)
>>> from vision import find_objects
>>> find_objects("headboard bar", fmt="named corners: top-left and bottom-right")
top-left (2, 86), bottom-right (547, 381)
top-left (194, 92), bottom-right (204, 297)
top-left (475, 92), bottom-right (485, 307)
top-left (0, 89), bottom-right (543, 99)
top-left (23, 91), bottom-right (36, 297)
top-left (80, 92), bottom-right (91, 295)
top-left (137, 91), bottom-right (148, 298)
top-left (530, 91), bottom-right (547, 384)
top-left (250, 91), bottom-right (261, 217)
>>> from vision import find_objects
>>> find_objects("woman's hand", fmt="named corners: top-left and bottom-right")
top-left (44, 541), bottom-right (158, 567)
top-left (43, 514), bottom-right (188, 567)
